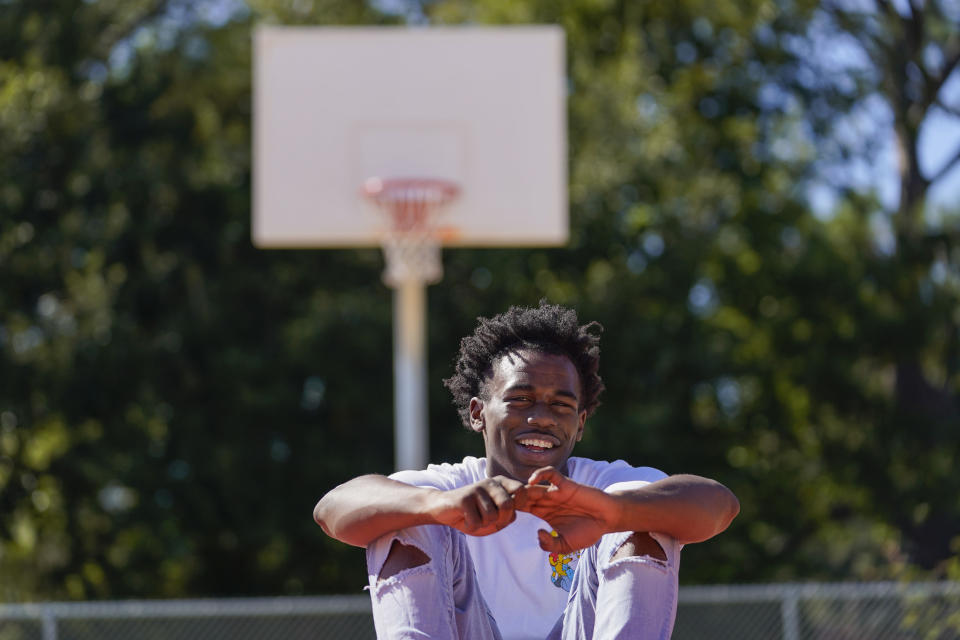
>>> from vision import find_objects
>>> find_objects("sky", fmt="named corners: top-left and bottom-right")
top-left (108, 0), bottom-right (960, 227)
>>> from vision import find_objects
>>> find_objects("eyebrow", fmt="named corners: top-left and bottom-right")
top-left (504, 384), bottom-right (579, 402)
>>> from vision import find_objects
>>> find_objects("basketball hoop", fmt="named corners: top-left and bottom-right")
top-left (362, 177), bottom-right (460, 287)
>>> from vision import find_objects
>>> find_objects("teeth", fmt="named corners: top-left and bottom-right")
top-left (518, 438), bottom-right (554, 449)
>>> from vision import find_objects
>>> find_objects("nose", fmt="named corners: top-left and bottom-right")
top-left (526, 402), bottom-right (557, 427)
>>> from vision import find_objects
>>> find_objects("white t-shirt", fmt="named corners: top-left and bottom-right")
top-left (390, 456), bottom-right (668, 640)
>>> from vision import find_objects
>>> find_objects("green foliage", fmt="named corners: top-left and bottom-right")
top-left (1, 0), bottom-right (958, 599)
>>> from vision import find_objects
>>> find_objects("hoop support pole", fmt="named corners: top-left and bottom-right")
top-left (366, 177), bottom-right (458, 471)
top-left (393, 279), bottom-right (429, 471)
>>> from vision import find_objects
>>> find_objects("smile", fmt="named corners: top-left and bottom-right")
top-left (518, 438), bottom-right (555, 449)
top-left (515, 432), bottom-right (561, 454)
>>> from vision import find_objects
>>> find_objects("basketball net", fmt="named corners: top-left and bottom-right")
top-left (363, 178), bottom-right (460, 287)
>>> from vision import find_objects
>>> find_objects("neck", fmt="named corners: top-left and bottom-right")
top-left (485, 458), bottom-right (569, 482)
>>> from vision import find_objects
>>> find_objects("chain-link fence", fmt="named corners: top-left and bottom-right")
top-left (1, 582), bottom-right (958, 639)
top-left (0, 597), bottom-right (373, 640)
top-left (675, 582), bottom-right (960, 639)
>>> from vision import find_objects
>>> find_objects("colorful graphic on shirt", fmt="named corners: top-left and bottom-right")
top-left (547, 530), bottom-right (582, 592)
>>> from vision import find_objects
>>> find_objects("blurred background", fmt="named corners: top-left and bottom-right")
top-left (1, 0), bottom-right (959, 634)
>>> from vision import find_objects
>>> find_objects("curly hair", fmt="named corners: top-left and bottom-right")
top-left (443, 301), bottom-right (605, 429)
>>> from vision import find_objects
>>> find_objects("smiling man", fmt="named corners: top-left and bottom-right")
top-left (314, 302), bottom-right (739, 639)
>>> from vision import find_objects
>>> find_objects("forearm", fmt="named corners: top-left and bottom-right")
top-left (608, 474), bottom-right (739, 544)
top-left (313, 475), bottom-right (439, 548)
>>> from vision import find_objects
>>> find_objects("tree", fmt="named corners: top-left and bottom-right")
top-left (429, 0), bottom-right (960, 583)
top-left (2, 0), bottom-right (958, 600)
top-left (807, 0), bottom-right (960, 575)
top-left (1, 0), bottom-right (394, 599)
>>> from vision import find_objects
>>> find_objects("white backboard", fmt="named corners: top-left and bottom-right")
top-left (253, 26), bottom-right (567, 248)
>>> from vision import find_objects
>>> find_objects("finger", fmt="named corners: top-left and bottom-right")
top-left (474, 488), bottom-right (499, 526)
top-left (511, 484), bottom-right (529, 511)
top-left (487, 483), bottom-right (516, 521)
top-left (472, 524), bottom-right (502, 537)
top-left (492, 475), bottom-right (526, 494)
top-left (461, 498), bottom-right (482, 531)
top-left (493, 509), bottom-right (517, 532)
top-left (487, 480), bottom-right (514, 510)
top-left (537, 528), bottom-right (566, 553)
top-left (522, 485), bottom-right (551, 498)
top-left (517, 484), bottom-right (550, 511)
top-left (528, 466), bottom-right (564, 487)
top-left (484, 483), bottom-right (517, 529)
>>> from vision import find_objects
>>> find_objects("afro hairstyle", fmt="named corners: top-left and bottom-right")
top-left (443, 301), bottom-right (604, 429)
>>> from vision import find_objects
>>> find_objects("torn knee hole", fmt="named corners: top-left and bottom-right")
top-left (378, 540), bottom-right (431, 581)
top-left (612, 532), bottom-right (667, 562)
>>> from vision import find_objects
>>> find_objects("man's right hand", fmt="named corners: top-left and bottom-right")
top-left (427, 476), bottom-right (528, 537)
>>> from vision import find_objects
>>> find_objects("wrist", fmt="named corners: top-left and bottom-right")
top-left (602, 488), bottom-right (631, 533)
top-left (419, 487), bottom-right (449, 526)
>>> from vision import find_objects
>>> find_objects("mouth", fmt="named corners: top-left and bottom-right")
top-left (515, 433), bottom-right (560, 455)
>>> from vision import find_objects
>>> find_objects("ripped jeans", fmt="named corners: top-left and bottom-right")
top-left (365, 525), bottom-right (679, 640)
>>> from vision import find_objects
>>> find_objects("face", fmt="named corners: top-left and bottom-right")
top-left (469, 349), bottom-right (587, 482)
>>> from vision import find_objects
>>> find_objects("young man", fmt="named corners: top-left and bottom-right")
top-left (314, 303), bottom-right (739, 639)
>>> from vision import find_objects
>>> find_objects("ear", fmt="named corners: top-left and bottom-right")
top-left (575, 410), bottom-right (586, 442)
top-left (468, 397), bottom-right (485, 433)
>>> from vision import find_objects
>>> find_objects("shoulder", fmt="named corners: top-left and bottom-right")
top-left (389, 456), bottom-right (486, 491)
top-left (567, 456), bottom-right (667, 489)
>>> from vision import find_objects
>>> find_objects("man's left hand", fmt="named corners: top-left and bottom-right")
top-left (519, 466), bottom-right (622, 554)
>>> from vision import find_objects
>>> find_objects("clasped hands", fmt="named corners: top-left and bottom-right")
top-left (429, 466), bottom-right (621, 555)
